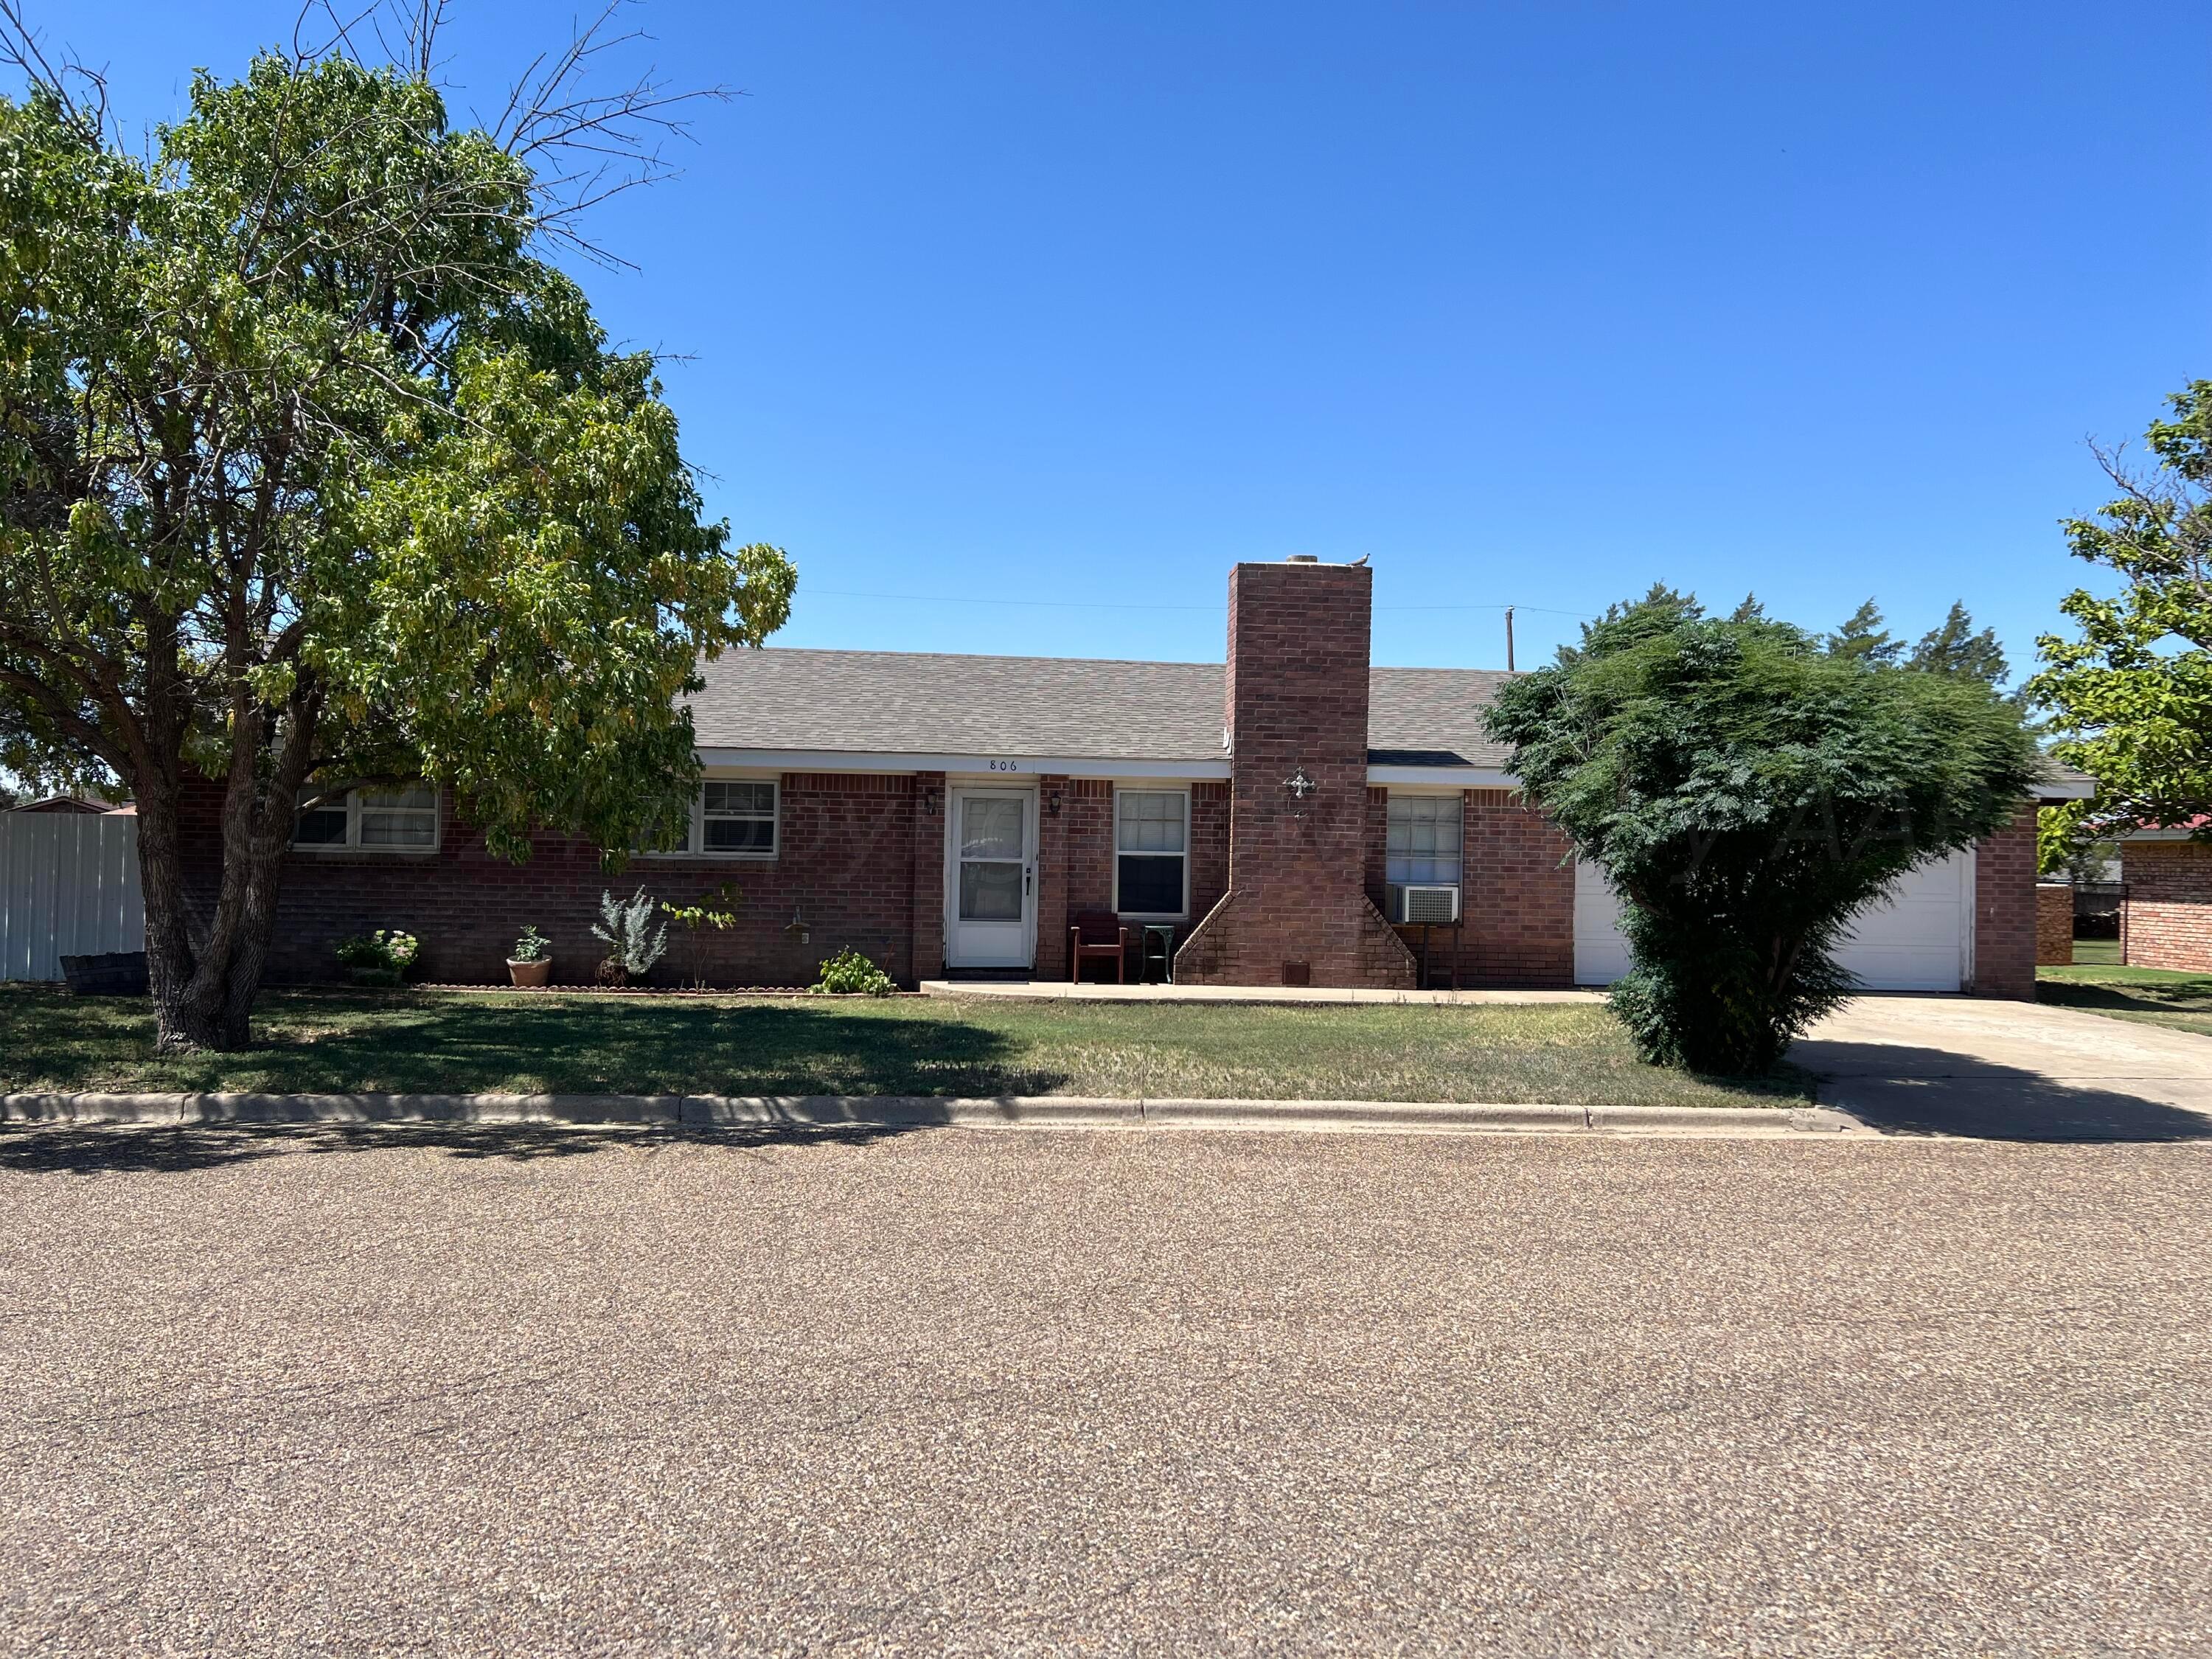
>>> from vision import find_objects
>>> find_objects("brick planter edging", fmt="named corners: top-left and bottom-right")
top-left (0, 1093), bottom-right (1871, 1136)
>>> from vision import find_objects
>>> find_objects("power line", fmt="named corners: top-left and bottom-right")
top-left (807, 588), bottom-right (1593, 619)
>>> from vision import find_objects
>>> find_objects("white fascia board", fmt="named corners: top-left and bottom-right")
top-left (1366, 765), bottom-right (1520, 789)
top-left (695, 748), bottom-right (1231, 779)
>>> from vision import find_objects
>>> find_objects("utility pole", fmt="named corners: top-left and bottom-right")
top-left (1505, 606), bottom-right (1515, 673)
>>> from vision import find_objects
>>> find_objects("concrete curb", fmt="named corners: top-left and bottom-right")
top-left (0, 1092), bottom-right (1871, 1138)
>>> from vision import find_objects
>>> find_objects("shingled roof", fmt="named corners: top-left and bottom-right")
top-left (684, 648), bottom-right (1516, 769)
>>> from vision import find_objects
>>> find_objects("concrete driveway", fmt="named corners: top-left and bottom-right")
top-left (1795, 995), bottom-right (2212, 1141)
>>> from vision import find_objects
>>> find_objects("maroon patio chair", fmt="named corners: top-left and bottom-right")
top-left (1069, 910), bottom-right (1130, 984)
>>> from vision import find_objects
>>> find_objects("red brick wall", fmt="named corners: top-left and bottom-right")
top-left (2035, 883), bottom-right (2073, 967)
top-left (1189, 781), bottom-right (1230, 927)
top-left (1175, 561), bottom-right (1415, 989)
top-left (2121, 841), bottom-right (2212, 972)
top-left (1363, 786), bottom-right (1390, 908)
top-left (1032, 779), bottom-right (1231, 981)
top-left (179, 771), bottom-right (935, 989)
top-left (1969, 804), bottom-right (2038, 999)
top-left (1376, 790), bottom-right (1575, 987)
top-left (1460, 790), bottom-right (1577, 987)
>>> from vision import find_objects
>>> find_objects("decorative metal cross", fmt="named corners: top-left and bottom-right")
top-left (1284, 768), bottom-right (1317, 805)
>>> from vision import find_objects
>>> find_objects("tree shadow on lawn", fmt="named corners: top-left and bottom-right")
top-left (1790, 1040), bottom-right (2212, 1143)
top-left (4, 990), bottom-right (1073, 1099)
top-left (2038, 979), bottom-right (2212, 1019)
top-left (0, 1118), bottom-right (935, 1177)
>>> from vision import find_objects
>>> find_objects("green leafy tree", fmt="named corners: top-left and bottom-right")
top-left (2029, 380), bottom-right (2212, 844)
top-left (1486, 594), bottom-right (2039, 1074)
top-left (1908, 601), bottom-right (2008, 686)
top-left (0, 10), bottom-right (794, 1049)
top-left (1827, 599), bottom-right (1902, 665)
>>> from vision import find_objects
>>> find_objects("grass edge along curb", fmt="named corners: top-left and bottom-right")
top-left (0, 1092), bottom-right (1872, 1137)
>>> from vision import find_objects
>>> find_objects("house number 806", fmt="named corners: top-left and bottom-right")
top-left (987, 759), bottom-right (1023, 772)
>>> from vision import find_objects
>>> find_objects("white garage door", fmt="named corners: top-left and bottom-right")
top-left (1573, 850), bottom-right (1975, 992)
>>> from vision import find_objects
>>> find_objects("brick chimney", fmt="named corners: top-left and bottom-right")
top-left (1175, 557), bottom-right (1417, 988)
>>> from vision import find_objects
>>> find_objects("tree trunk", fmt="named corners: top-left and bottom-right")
top-left (134, 698), bottom-right (319, 1053)
top-left (135, 776), bottom-right (233, 1051)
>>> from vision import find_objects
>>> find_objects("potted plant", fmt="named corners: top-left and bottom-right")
top-left (507, 925), bottom-right (553, 988)
top-left (335, 929), bottom-right (420, 987)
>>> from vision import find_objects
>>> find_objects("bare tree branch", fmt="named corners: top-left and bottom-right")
top-left (0, 0), bottom-right (112, 140)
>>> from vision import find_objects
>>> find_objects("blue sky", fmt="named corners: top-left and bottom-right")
top-left (52, 0), bottom-right (2212, 675)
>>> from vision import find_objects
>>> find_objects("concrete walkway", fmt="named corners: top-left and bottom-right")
top-left (920, 978), bottom-right (1603, 1006)
top-left (1795, 995), bottom-right (2212, 1141)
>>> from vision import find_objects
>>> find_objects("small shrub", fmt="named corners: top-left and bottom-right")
top-left (808, 947), bottom-right (897, 997)
top-left (509, 925), bottom-right (551, 964)
top-left (591, 887), bottom-right (668, 984)
top-left (335, 929), bottom-right (420, 986)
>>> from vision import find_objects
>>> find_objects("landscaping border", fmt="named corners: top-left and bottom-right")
top-left (0, 1093), bottom-right (1871, 1137)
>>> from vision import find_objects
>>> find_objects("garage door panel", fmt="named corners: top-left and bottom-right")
top-left (1572, 851), bottom-right (1971, 992)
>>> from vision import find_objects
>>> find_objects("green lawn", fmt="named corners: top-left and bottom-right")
top-left (2038, 961), bottom-right (2212, 1039)
top-left (0, 985), bottom-right (1811, 1107)
top-left (2068, 938), bottom-right (2122, 966)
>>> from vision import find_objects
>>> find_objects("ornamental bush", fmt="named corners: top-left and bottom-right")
top-left (591, 888), bottom-right (668, 984)
top-left (808, 948), bottom-right (897, 997)
top-left (1486, 591), bottom-right (2039, 1074)
top-left (334, 929), bottom-right (420, 986)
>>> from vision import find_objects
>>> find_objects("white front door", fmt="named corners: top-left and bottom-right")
top-left (946, 788), bottom-right (1037, 970)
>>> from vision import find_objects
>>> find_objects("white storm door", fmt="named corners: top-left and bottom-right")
top-left (947, 789), bottom-right (1036, 968)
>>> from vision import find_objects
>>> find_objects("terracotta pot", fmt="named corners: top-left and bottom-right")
top-left (507, 956), bottom-right (552, 988)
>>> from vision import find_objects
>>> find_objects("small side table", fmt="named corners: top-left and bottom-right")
top-left (1139, 924), bottom-right (1176, 984)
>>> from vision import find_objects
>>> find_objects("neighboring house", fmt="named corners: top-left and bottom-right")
top-left (173, 557), bottom-right (2091, 993)
top-left (7, 795), bottom-right (117, 814)
top-left (2121, 821), bottom-right (2212, 972)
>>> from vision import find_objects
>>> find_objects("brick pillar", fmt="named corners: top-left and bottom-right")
top-left (909, 771), bottom-right (945, 986)
top-left (1969, 803), bottom-right (2038, 999)
top-left (1174, 559), bottom-right (1415, 989)
top-left (2035, 883), bottom-right (2073, 967)
top-left (1034, 776), bottom-right (1071, 981)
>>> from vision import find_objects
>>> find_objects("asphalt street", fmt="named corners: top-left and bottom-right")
top-left (1, 1123), bottom-right (2206, 1656)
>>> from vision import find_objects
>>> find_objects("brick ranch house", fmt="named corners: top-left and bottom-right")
top-left (180, 557), bottom-right (2091, 995)
top-left (2120, 823), bottom-right (2212, 973)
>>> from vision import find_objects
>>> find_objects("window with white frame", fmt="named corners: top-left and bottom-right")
top-left (640, 779), bottom-right (779, 858)
top-left (703, 779), bottom-right (777, 855)
top-left (1115, 789), bottom-right (1188, 917)
top-left (1386, 794), bottom-right (1461, 888)
top-left (293, 785), bottom-right (438, 850)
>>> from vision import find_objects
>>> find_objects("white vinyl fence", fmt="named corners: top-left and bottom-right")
top-left (0, 812), bottom-right (145, 981)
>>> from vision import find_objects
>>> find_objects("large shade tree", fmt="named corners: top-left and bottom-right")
top-left (1486, 592), bottom-right (2039, 1074)
top-left (2030, 380), bottom-right (2212, 846)
top-left (0, 7), bottom-right (794, 1049)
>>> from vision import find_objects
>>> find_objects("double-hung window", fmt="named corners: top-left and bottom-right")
top-left (1385, 795), bottom-right (1462, 888)
top-left (703, 780), bottom-right (777, 855)
top-left (293, 785), bottom-right (438, 851)
top-left (641, 779), bottom-right (780, 858)
top-left (1115, 790), bottom-right (1188, 917)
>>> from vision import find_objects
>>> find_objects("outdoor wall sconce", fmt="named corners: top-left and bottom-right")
top-left (784, 907), bottom-right (811, 945)
top-left (1045, 787), bottom-right (1062, 818)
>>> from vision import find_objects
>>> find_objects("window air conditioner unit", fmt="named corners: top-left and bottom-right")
top-left (1387, 884), bottom-right (1461, 925)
